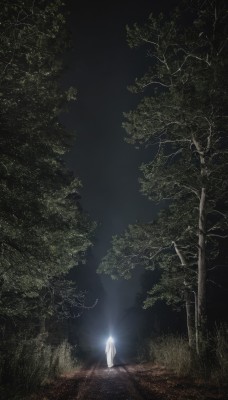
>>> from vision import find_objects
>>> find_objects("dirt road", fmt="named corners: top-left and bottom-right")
top-left (30, 357), bottom-right (228, 400)
top-left (75, 358), bottom-right (148, 400)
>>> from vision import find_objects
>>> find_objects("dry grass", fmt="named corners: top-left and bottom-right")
top-left (0, 337), bottom-right (78, 395)
top-left (137, 326), bottom-right (228, 382)
top-left (148, 335), bottom-right (192, 376)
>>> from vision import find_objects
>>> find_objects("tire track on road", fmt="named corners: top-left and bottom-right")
top-left (76, 357), bottom-right (148, 400)
top-left (76, 359), bottom-right (102, 400)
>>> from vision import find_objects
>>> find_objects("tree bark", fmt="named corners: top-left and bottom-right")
top-left (173, 241), bottom-right (195, 350)
top-left (192, 137), bottom-right (208, 355)
top-left (185, 291), bottom-right (195, 350)
top-left (194, 291), bottom-right (199, 355)
top-left (197, 187), bottom-right (207, 354)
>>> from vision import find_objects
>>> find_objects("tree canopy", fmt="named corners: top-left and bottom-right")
top-left (0, 0), bottom-right (95, 321)
top-left (98, 0), bottom-right (228, 353)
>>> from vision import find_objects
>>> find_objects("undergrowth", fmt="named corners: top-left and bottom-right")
top-left (0, 337), bottom-right (79, 397)
top-left (137, 325), bottom-right (228, 382)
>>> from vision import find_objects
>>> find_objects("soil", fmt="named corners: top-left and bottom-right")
top-left (27, 356), bottom-right (228, 400)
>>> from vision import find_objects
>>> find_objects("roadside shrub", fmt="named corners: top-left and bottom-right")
top-left (137, 335), bottom-right (191, 376)
top-left (50, 340), bottom-right (77, 376)
top-left (150, 335), bottom-right (191, 376)
top-left (136, 338), bottom-right (152, 362)
top-left (1, 337), bottom-right (78, 392)
top-left (213, 325), bottom-right (228, 381)
top-left (137, 327), bottom-right (228, 382)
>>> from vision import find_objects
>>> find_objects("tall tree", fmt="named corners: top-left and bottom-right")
top-left (99, 204), bottom-right (198, 348)
top-left (0, 0), bottom-right (94, 323)
top-left (99, 0), bottom-right (228, 354)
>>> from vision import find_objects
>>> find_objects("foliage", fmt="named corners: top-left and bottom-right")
top-left (98, 204), bottom-right (197, 308)
top-left (137, 326), bottom-right (228, 381)
top-left (148, 335), bottom-right (192, 376)
top-left (124, 0), bottom-right (227, 229)
top-left (214, 324), bottom-right (228, 381)
top-left (0, 337), bottom-right (78, 392)
top-left (99, 0), bottom-right (228, 352)
top-left (0, 0), bottom-right (94, 320)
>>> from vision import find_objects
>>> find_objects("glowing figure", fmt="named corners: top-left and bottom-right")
top-left (105, 336), bottom-right (116, 368)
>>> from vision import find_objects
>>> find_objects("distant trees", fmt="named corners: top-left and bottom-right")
top-left (0, 0), bottom-right (94, 327)
top-left (98, 0), bottom-right (228, 355)
top-left (99, 204), bottom-right (198, 349)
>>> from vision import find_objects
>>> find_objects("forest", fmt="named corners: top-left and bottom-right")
top-left (0, 0), bottom-right (227, 399)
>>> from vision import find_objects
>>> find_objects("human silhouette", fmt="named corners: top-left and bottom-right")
top-left (105, 336), bottom-right (116, 368)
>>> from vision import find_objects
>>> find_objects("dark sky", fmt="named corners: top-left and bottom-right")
top-left (62, 0), bottom-right (180, 342)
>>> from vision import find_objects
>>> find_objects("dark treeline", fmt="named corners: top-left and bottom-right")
top-left (0, 0), bottom-right (228, 396)
top-left (0, 0), bottom-right (95, 395)
top-left (99, 0), bottom-right (228, 376)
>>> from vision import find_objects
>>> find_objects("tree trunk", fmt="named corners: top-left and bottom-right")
top-left (173, 241), bottom-right (196, 350)
top-left (194, 291), bottom-right (199, 355)
top-left (193, 137), bottom-right (208, 355)
top-left (197, 187), bottom-right (207, 354)
top-left (185, 291), bottom-right (195, 350)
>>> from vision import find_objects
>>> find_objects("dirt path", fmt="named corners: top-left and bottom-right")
top-left (75, 359), bottom-right (146, 400)
top-left (29, 357), bottom-right (228, 400)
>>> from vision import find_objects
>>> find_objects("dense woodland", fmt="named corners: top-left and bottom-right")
top-left (0, 0), bottom-right (227, 397)
top-left (0, 0), bottom-right (95, 394)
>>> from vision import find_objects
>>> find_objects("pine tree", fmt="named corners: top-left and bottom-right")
top-left (99, 0), bottom-right (228, 355)
top-left (0, 0), bottom-right (94, 322)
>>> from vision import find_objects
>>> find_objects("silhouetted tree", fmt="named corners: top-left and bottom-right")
top-left (0, 0), bottom-right (94, 324)
top-left (99, 0), bottom-right (228, 355)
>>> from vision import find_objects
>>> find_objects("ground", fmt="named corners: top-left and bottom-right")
top-left (26, 356), bottom-right (228, 400)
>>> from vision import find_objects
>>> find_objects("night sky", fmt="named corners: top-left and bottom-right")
top-left (61, 0), bottom-right (180, 345)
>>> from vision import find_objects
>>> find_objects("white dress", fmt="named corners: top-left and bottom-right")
top-left (105, 337), bottom-right (116, 368)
